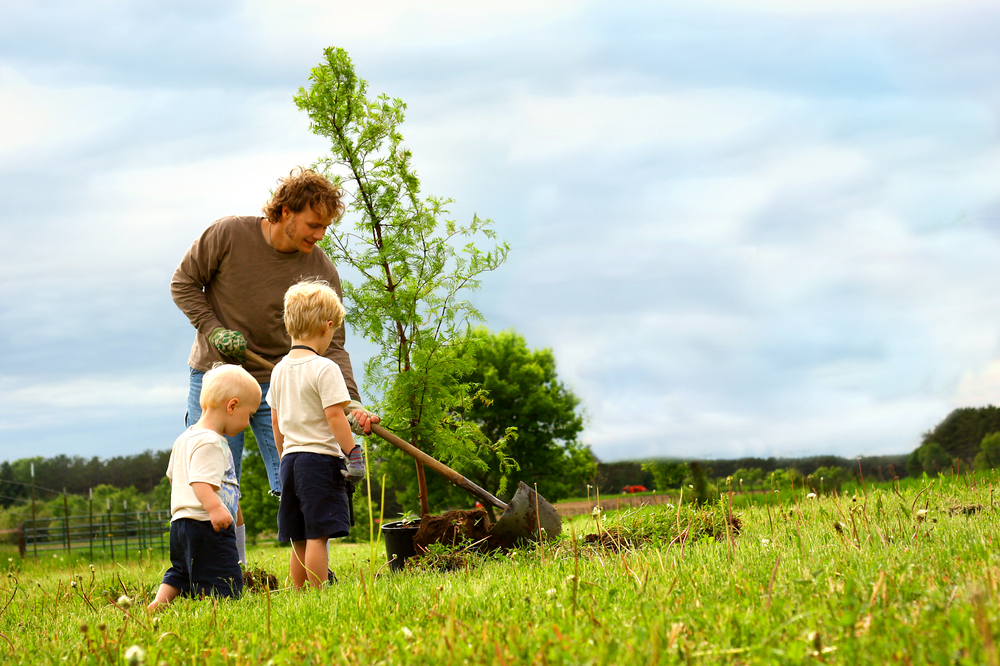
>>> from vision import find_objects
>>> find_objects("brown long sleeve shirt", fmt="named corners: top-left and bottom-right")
top-left (170, 215), bottom-right (359, 399)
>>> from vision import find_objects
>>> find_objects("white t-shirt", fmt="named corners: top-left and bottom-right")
top-left (266, 355), bottom-right (352, 458)
top-left (166, 427), bottom-right (240, 523)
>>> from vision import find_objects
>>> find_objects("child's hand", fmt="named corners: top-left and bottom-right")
top-left (208, 504), bottom-right (233, 532)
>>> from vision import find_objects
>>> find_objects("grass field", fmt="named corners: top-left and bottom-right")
top-left (2, 474), bottom-right (999, 664)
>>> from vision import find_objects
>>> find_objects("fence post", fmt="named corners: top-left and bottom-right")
top-left (88, 489), bottom-right (94, 562)
top-left (17, 523), bottom-right (25, 558)
top-left (123, 500), bottom-right (128, 563)
top-left (63, 488), bottom-right (70, 553)
top-left (30, 463), bottom-right (37, 559)
top-left (159, 511), bottom-right (166, 556)
top-left (107, 498), bottom-right (114, 563)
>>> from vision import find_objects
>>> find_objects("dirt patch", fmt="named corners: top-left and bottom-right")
top-left (242, 566), bottom-right (278, 593)
top-left (413, 509), bottom-right (492, 552)
top-left (583, 529), bottom-right (638, 552)
top-left (949, 504), bottom-right (984, 516)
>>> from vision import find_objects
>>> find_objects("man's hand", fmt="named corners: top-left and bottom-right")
top-left (346, 400), bottom-right (380, 435)
top-left (207, 504), bottom-right (233, 532)
top-left (209, 327), bottom-right (247, 361)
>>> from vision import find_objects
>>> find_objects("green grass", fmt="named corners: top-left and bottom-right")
top-left (3, 475), bottom-right (1000, 664)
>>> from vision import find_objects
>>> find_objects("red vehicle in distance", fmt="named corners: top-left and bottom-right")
top-left (622, 485), bottom-right (647, 494)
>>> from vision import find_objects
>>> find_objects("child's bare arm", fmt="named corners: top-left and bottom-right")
top-left (272, 410), bottom-right (284, 457)
top-left (324, 402), bottom-right (356, 454)
top-left (190, 481), bottom-right (232, 532)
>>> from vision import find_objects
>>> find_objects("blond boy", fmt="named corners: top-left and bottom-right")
top-left (267, 279), bottom-right (363, 589)
top-left (148, 364), bottom-right (260, 611)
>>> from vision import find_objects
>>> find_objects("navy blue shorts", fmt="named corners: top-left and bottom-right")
top-left (277, 452), bottom-right (351, 542)
top-left (161, 518), bottom-right (242, 599)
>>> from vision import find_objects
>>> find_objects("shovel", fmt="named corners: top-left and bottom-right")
top-left (369, 423), bottom-right (562, 547)
top-left (244, 349), bottom-right (562, 546)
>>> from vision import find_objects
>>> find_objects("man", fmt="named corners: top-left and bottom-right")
top-left (171, 167), bottom-right (378, 501)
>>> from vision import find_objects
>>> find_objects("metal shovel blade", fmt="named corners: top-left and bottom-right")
top-left (488, 481), bottom-right (563, 548)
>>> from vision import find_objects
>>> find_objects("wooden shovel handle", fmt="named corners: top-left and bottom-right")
top-left (244, 349), bottom-right (274, 370)
top-left (370, 424), bottom-right (509, 512)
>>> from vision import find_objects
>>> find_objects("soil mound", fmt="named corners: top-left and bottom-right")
top-left (413, 509), bottom-right (492, 552)
top-left (242, 566), bottom-right (279, 592)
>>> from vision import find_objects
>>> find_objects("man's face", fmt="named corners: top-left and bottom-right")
top-left (280, 205), bottom-right (331, 253)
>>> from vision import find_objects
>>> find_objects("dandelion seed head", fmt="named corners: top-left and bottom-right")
top-left (124, 645), bottom-right (146, 665)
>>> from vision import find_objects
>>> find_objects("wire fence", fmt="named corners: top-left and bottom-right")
top-left (1, 506), bottom-right (169, 562)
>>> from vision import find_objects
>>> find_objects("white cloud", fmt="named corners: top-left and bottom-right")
top-left (0, 374), bottom-right (186, 429)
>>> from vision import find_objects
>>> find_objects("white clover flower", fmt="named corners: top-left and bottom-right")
top-left (806, 493), bottom-right (817, 499)
top-left (70, 580), bottom-right (77, 588)
top-left (117, 595), bottom-right (133, 609)
top-left (124, 645), bottom-right (146, 665)
top-left (545, 588), bottom-right (557, 598)
top-left (916, 509), bottom-right (928, 521)
top-left (591, 506), bottom-right (603, 517)
top-left (401, 626), bottom-right (414, 640)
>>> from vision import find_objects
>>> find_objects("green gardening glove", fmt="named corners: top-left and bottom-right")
top-left (209, 327), bottom-right (247, 361)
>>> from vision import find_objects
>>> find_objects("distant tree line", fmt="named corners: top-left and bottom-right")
top-left (907, 406), bottom-right (1000, 477)
top-left (0, 451), bottom-right (170, 509)
top-left (591, 454), bottom-right (909, 497)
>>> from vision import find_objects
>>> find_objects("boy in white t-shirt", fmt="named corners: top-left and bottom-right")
top-left (267, 279), bottom-right (364, 589)
top-left (148, 364), bottom-right (261, 611)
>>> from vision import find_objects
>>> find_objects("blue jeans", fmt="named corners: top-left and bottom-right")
top-left (186, 367), bottom-right (281, 493)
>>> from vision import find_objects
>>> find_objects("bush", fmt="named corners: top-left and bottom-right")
top-left (807, 466), bottom-right (845, 493)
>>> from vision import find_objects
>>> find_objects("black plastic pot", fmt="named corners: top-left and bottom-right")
top-left (381, 519), bottom-right (420, 572)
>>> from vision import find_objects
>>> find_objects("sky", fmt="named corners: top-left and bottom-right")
top-left (2, 0), bottom-right (1000, 464)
